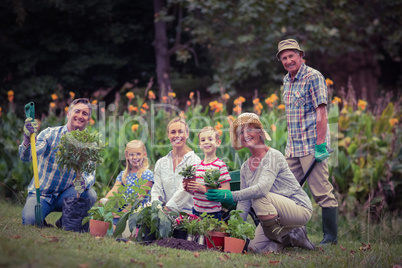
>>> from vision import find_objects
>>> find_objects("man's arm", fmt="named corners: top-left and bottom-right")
top-left (316, 104), bottom-right (327, 145)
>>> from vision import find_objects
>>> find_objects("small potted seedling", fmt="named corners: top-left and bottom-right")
top-left (203, 169), bottom-right (225, 190)
top-left (179, 165), bottom-right (196, 195)
top-left (223, 210), bottom-right (255, 253)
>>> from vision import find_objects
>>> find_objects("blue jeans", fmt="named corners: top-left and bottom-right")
top-left (22, 186), bottom-right (97, 225)
top-left (192, 208), bottom-right (222, 221)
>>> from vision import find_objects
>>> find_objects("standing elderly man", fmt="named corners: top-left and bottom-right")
top-left (277, 39), bottom-right (338, 245)
top-left (19, 98), bottom-right (97, 227)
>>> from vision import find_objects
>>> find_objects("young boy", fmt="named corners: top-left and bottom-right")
top-left (185, 126), bottom-right (231, 220)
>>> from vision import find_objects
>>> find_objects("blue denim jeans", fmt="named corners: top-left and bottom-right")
top-left (192, 208), bottom-right (222, 221)
top-left (22, 186), bottom-right (97, 225)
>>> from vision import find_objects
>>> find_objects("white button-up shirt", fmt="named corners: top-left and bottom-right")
top-left (151, 150), bottom-right (201, 213)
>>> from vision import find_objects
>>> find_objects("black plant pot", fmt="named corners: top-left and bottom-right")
top-left (173, 229), bottom-right (188, 240)
top-left (142, 227), bottom-right (156, 242)
top-left (61, 197), bottom-right (90, 233)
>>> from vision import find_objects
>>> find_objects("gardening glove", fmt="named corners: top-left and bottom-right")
top-left (205, 189), bottom-right (236, 210)
top-left (23, 117), bottom-right (38, 146)
top-left (315, 142), bottom-right (329, 162)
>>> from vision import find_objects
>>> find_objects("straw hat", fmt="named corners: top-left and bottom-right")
top-left (276, 39), bottom-right (305, 60)
top-left (229, 113), bottom-right (271, 150)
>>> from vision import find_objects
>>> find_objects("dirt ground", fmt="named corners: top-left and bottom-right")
top-left (153, 237), bottom-right (209, 251)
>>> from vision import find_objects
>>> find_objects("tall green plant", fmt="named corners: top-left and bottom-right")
top-left (56, 129), bottom-right (105, 197)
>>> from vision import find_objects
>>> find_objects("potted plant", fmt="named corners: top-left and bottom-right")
top-left (181, 213), bottom-right (201, 242)
top-left (172, 212), bottom-right (189, 240)
top-left (56, 129), bottom-right (104, 232)
top-left (126, 200), bottom-right (174, 242)
top-left (179, 165), bottom-right (196, 195)
top-left (82, 202), bottom-right (115, 237)
top-left (203, 169), bottom-right (226, 189)
top-left (199, 213), bottom-right (228, 251)
top-left (223, 210), bottom-right (256, 253)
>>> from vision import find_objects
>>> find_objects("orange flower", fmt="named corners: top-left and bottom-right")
top-left (234, 96), bottom-right (245, 106)
top-left (126, 92), bottom-right (135, 100)
top-left (222, 93), bottom-right (230, 100)
top-left (0, 107), bottom-right (2, 117)
top-left (254, 102), bottom-right (263, 115)
top-left (51, 94), bottom-right (58, 101)
top-left (271, 124), bottom-right (277, 132)
top-left (7, 90), bottom-right (14, 102)
top-left (227, 115), bottom-right (235, 125)
top-left (91, 100), bottom-right (98, 105)
top-left (179, 111), bottom-right (187, 119)
top-left (131, 124), bottom-right (139, 132)
top-left (64, 106), bottom-right (69, 113)
top-left (129, 105), bottom-right (138, 113)
top-left (269, 94), bottom-right (278, 102)
top-left (142, 103), bottom-right (149, 110)
top-left (233, 105), bottom-right (242, 115)
top-left (148, 90), bottom-right (156, 100)
top-left (49, 102), bottom-right (56, 108)
top-left (209, 101), bottom-right (223, 113)
top-left (162, 96), bottom-right (168, 103)
top-left (278, 104), bottom-right (285, 110)
top-left (389, 118), bottom-right (398, 127)
top-left (357, 99), bottom-right (367, 110)
top-left (189, 92), bottom-right (194, 99)
top-left (140, 108), bottom-right (146, 114)
top-left (332, 96), bottom-right (342, 104)
top-left (326, 78), bottom-right (334, 87)
top-left (69, 91), bottom-right (75, 99)
top-left (215, 121), bottom-right (223, 130)
top-left (90, 118), bottom-right (95, 125)
top-left (265, 97), bottom-right (273, 108)
top-left (253, 98), bottom-right (260, 105)
top-left (168, 92), bottom-right (176, 98)
top-left (186, 100), bottom-right (191, 106)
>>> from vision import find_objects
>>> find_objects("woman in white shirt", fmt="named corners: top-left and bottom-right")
top-left (150, 117), bottom-right (201, 213)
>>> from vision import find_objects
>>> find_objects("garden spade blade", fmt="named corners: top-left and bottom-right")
top-left (25, 102), bottom-right (43, 228)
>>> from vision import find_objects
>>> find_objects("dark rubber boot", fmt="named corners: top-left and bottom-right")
top-left (261, 216), bottom-right (283, 243)
top-left (260, 216), bottom-right (284, 252)
top-left (284, 226), bottom-right (316, 250)
top-left (320, 207), bottom-right (338, 245)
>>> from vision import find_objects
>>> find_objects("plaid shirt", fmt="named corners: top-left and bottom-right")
top-left (19, 125), bottom-right (95, 204)
top-left (283, 63), bottom-right (330, 157)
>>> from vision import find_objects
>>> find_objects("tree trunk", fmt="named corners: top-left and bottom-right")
top-left (153, 0), bottom-right (172, 99)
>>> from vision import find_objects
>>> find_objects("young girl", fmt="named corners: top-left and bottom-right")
top-left (151, 117), bottom-right (201, 213)
top-left (104, 140), bottom-right (154, 208)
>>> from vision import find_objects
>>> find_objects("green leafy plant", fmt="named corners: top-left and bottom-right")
top-left (224, 210), bottom-right (255, 241)
top-left (56, 129), bottom-right (105, 197)
top-left (199, 212), bottom-right (227, 235)
top-left (126, 200), bottom-right (174, 241)
top-left (203, 169), bottom-right (225, 189)
top-left (179, 165), bottom-right (195, 180)
top-left (82, 202), bottom-right (115, 230)
top-left (181, 214), bottom-right (201, 235)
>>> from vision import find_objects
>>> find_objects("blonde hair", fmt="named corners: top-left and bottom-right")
top-left (166, 117), bottom-right (191, 151)
top-left (121, 140), bottom-right (149, 184)
top-left (197, 126), bottom-right (220, 141)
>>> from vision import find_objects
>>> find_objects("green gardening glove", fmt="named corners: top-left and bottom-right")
top-left (205, 189), bottom-right (236, 210)
top-left (315, 142), bottom-right (329, 162)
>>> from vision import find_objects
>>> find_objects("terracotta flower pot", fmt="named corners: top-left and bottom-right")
top-left (89, 219), bottom-right (110, 237)
top-left (206, 231), bottom-right (229, 251)
top-left (224, 237), bottom-right (246, 253)
top-left (184, 178), bottom-right (196, 195)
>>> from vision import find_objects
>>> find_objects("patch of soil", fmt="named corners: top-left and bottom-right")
top-left (153, 237), bottom-right (210, 252)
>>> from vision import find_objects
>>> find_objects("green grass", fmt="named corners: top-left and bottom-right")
top-left (0, 201), bottom-right (401, 268)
